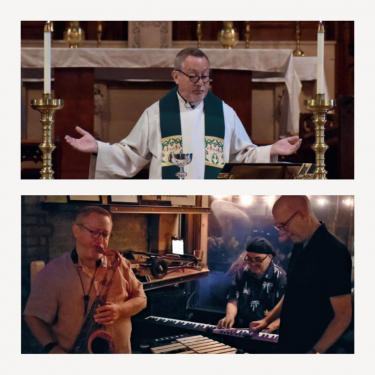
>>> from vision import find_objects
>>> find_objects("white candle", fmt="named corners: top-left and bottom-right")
top-left (44, 21), bottom-right (51, 94)
top-left (317, 21), bottom-right (325, 94)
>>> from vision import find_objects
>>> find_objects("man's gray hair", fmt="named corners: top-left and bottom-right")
top-left (74, 206), bottom-right (112, 225)
top-left (174, 48), bottom-right (210, 70)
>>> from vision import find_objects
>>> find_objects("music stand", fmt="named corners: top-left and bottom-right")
top-left (217, 163), bottom-right (315, 179)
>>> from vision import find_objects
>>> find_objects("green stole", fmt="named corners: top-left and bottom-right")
top-left (159, 86), bottom-right (225, 179)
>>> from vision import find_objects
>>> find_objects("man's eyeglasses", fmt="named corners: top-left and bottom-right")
top-left (273, 210), bottom-right (300, 231)
top-left (78, 224), bottom-right (112, 240)
top-left (176, 70), bottom-right (211, 83)
top-left (244, 254), bottom-right (269, 265)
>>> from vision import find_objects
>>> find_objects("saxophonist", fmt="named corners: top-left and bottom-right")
top-left (24, 206), bottom-right (147, 354)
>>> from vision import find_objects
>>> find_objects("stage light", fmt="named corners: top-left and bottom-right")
top-left (267, 195), bottom-right (276, 204)
top-left (317, 198), bottom-right (326, 206)
top-left (240, 195), bottom-right (253, 205)
top-left (343, 198), bottom-right (353, 206)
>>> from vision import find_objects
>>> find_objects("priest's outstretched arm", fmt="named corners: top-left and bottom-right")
top-left (65, 110), bottom-right (152, 179)
top-left (228, 111), bottom-right (302, 163)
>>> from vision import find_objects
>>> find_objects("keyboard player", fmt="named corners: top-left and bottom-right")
top-left (217, 237), bottom-right (286, 333)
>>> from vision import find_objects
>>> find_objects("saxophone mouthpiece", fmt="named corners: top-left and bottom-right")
top-left (96, 246), bottom-right (108, 255)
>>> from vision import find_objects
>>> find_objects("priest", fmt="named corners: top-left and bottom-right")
top-left (65, 48), bottom-right (302, 179)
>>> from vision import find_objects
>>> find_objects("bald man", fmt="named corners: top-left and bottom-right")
top-left (250, 196), bottom-right (352, 354)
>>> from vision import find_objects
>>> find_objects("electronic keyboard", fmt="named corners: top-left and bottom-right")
top-left (143, 316), bottom-right (279, 344)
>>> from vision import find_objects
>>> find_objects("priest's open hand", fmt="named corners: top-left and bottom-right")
top-left (65, 126), bottom-right (99, 153)
top-left (270, 136), bottom-right (302, 157)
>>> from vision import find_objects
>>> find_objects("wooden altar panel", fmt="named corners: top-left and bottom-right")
top-left (54, 68), bottom-right (94, 179)
top-left (334, 21), bottom-right (354, 97)
top-left (337, 96), bottom-right (354, 179)
top-left (211, 70), bottom-right (252, 137)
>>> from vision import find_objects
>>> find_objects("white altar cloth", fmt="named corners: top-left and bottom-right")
top-left (21, 48), bottom-right (316, 135)
top-left (293, 56), bottom-right (329, 97)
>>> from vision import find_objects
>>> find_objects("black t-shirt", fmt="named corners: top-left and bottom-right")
top-left (277, 223), bottom-right (352, 353)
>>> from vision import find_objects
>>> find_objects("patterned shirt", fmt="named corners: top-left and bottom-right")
top-left (227, 261), bottom-right (287, 327)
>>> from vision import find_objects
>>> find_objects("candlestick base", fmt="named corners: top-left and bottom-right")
top-left (293, 48), bottom-right (305, 57)
top-left (303, 94), bottom-right (336, 180)
top-left (30, 93), bottom-right (64, 179)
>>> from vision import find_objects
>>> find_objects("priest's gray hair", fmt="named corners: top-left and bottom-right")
top-left (174, 48), bottom-right (210, 70)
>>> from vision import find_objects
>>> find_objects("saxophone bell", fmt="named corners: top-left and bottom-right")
top-left (88, 330), bottom-right (116, 354)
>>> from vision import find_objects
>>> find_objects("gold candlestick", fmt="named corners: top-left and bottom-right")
top-left (97, 21), bottom-right (102, 48)
top-left (293, 21), bottom-right (305, 57)
top-left (30, 93), bottom-right (64, 179)
top-left (197, 21), bottom-right (202, 48)
top-left (304, 94), bottom-right (335, 179)
top-left (244, 21), bottom-right (250, 49)
top-left (64, 21), bottom-right (85, 48)
top-left (218, 21), bottom-right (239, 49)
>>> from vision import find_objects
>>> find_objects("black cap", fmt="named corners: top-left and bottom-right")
top-left (246, 237), bottom-right (275, 256)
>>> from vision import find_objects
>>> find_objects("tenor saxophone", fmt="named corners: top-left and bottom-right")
top-left (70, 250), bottom-right (121, 354)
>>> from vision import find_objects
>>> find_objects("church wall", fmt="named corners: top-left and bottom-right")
top-left (107, 86), bottom-right (171, 143)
